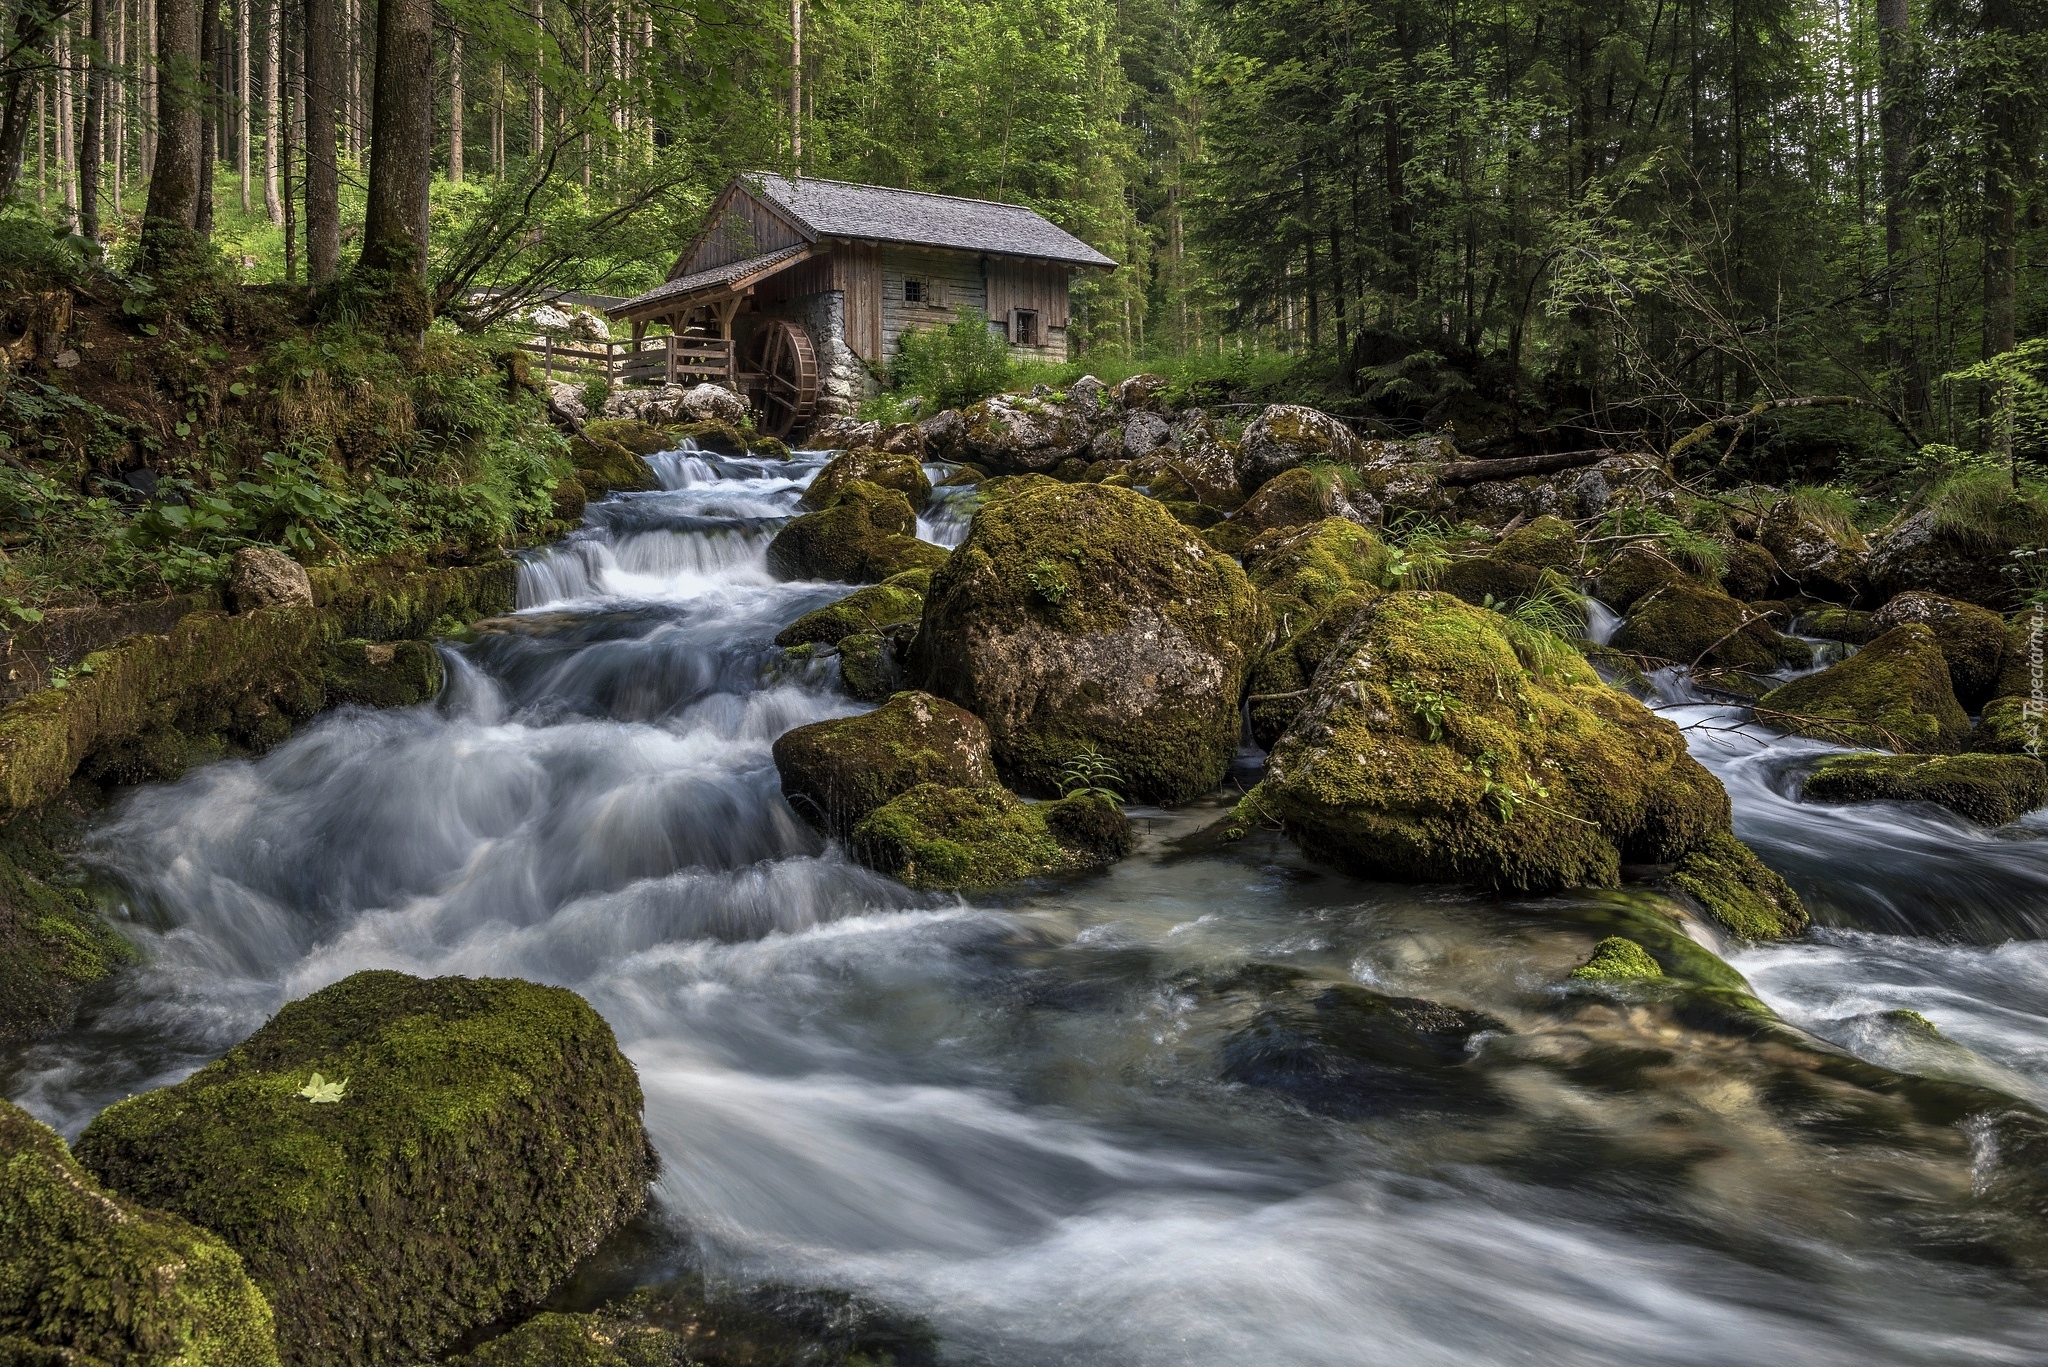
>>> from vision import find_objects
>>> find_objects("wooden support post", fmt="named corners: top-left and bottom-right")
top-left (665, 334), bottom-right (677, 385)
top-left (544, 335), bottom-right (553, 381)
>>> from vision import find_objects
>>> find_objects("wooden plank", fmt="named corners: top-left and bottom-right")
top-left (880, 246), bottom-right (984, 358)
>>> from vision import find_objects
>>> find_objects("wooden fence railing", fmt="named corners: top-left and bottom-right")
top-left (517, 335), bottom-right (737, 388)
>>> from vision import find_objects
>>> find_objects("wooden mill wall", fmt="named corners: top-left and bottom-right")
top-left (682, 187), bottom-right (807, 275)
top-left (880, 247), bottom-right (988, 356)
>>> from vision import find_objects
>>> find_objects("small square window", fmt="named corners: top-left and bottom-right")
top-left (1013, 310), bottom-right (1040, 346)
top-left (903, 279), bottom-right (925, 303)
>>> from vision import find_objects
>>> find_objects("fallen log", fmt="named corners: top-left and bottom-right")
top-left (1434, 448), bottom-right (1618, 486)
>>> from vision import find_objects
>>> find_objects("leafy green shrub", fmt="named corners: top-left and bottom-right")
top-left (890, 307), bottom-right (1012, 412)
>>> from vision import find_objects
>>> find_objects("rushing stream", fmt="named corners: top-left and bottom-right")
top-left (13, 448), bottom-right (2048, 1363)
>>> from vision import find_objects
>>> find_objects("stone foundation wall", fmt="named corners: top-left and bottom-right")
top-left (754, 290), bottom-right (877, 420)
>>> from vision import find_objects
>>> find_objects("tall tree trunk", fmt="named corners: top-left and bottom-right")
top-left (283, 0), bottom-right (296, 279)
top-left (1979, 0), bottom-right (2022, 371)
top-left (195, 0), bottom-right (218, 238)
top-left (80, 0), bottom-right (106, 236)
top-left (303, 0), bottom-right (338, 280)
top-left (358, 0), bottom-right (432, 276)
top-left (263, 0), bottom-right (280, 220)
top-left (141, 0), bottom-right (156, 180)
top-left (140, 0), bottom-right (203, 263)
top-left (56, 25), bottom-right (74, 219)
top-left (0, 1), bottom-right (68, 207)
top-left (789, 0), bottom-right (801, 166)
top-left (490, 59), bottom-right (501, 174)
top-left (446, 28), bottom-right (461, 181)
top-left (528, 2), bottom-right (541, 158)
top-left (110, 0), bottom-right (124, 210)
top-left (237, 0), bottom-right (249, 208)
top-left (1875, 0), bottom-right (1920, 415)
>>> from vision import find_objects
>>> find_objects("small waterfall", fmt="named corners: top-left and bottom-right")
top-left (1583, 598), bottom-right (1623, 645)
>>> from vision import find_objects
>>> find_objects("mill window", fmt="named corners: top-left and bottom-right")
top-left (903, 279), bottom-right (926, 304)
top-left (1013, 309), bottom-right (1040, 346)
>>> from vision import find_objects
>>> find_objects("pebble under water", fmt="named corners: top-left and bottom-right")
top-left (14, 449), bottom-right (2048, 1364)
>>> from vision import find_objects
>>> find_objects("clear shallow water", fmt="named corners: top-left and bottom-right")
top-left (12, 457), bottom-right (2048, 1363)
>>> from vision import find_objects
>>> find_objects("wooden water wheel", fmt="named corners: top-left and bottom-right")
top-left (739, 318), bottom-right (819, 439)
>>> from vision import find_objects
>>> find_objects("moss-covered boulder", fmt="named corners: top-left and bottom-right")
top-left (1592, 542), bottom-right (1691, 612)
top-left (1802, 752), bottom-right (2048, 826)
top-left (772, 691), bottom-right (996, 839)
top-left (1993, 607), bottom-right (2045, 700)
top-left (1613, 582), bottom-right (1808, 672)
top-left (958, 395), bottom-right (1091, 474)
top-left (1971, 696), bottom-right (2040, 754)
top-left (1245, 591), bottom-right (1806, 935)
top-left (1, 1098), bottom-right (281, 1366)
top-left (909, 483), bottom-right (1266, 804)
top-left (1798, 606), bottom-right (1877, 644)
top-left (74, 971), bottom-right (657, 1367)
top-left (1436, 555), bottom-right (1547, 609)
top-left (1228, 464), bottom-right (1379, 533)
top-left (1149, 432), bottom-right (1246, 512)
top-left (569, 433), bottom-right (658, 496)
top-left (1717, 539), bottom-right (1782, 601)
top-left (773, 573), bottom-right (927, 648)
top-left (668, 419), bottom-right (752, 456)
top-left (1756, 498), bottom-right (1866, 601)
top-left (583, 418), bottom-right (673, 457)
top-left (1569, 936), bottom-right (1663, 981)
top-left (834, 632), bottom-right (897, 702)
top-left (1496, 515), bottom-right (1583, 573)
top-left (1866, 506), bottom-right (2024, 608)
top-left (1868, 591), bottom-right (2007, 710)
top-left (849, 783), bottom-right (1120, 889)
top-left (1666, 832), bottom-right (1808, 939)
top-left (1241, 520), bottom-right (1391, 746)
top-left (1757, 624), bottom-right (1969, 753)
top-left (321, 639), bottom-right (443, 708)
top-left (800, 448), bottom-right (933, 513)
top-left (765, 482), bottom-right (949, 584)
top-left (1237, 405), bottom-right (1366, 493)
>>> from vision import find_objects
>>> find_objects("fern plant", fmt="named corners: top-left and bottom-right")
top-left (1060, 749), bottom-right (1124, 804)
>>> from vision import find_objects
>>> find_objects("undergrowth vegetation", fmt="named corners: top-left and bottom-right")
top-left (0, 219), bottom-right (568, 614)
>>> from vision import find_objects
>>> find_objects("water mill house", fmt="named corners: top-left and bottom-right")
top-left (603, 173), bottom-right (1118, 438)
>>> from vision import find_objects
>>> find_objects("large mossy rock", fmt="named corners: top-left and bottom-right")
top-left (848, 783), bottom-right (1123, 889)
top-left (800, 448), bottom-right (932, 513)
top-left (568, 432), bottom-right (658, 496)
top-left (773, 572), bottom-right (928, 648)
top-left (1228, 464), bottom-right (1379, 533)
top-left (772, 691), bottom-right (997, 839)
top-left (1, 1098), bottom-right (281, 1366)
top-left (1236, 405), bottom-right (1367, 494)
top-left (958, 395), bottom-right (1091, 474)
top-left (75, 972), bottom-right (658, 1367)
top-left (765, 482), bottom-right (949, 584)
top-left (1757, 624), bottom-right (1969, 753)
top-left (909, 483), bottom-right (1266, 804)
top-left (1868, 591), bottom-right (2007, 710)
top-left (1613, 582), bottom-right (1807, 673)
top-left (1803, 752), bottom-right (2048, 826)
top-left (1757, 498), bottom-right (1866, 601)
top-left (1240, 519), bottom-right (1390, 747)
top-left (1592, 542), bottom-right (1692, 612)
top-left (1246, 591), bottom-right (1806, 935)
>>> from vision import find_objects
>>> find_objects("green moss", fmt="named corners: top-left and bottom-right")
top-left (1757, 624), bottom-right (1970, 754)
top-left (1717, 539), bottom-right (1780, 600)
top-left (1161, 499), bottom-right (1224, 529)
top-left (774, 580), bottom-right (925, 648)
top-left (1803, 751), bottom-right (2048, 826)
top-left (1569, 936), bottom-right (1664, 981)
top-left (1437, 556), bottom-right (1545, 608)
top-left (1993, 608), bottom-right (2045, 700)
top-left (801, 449), bottom-right (934, 513)
top-left (321, 638), bottom-right (443, 708)
top-left (1668, 831), bottom-right (1810, 939)
top-left (908, 483), bottom-right (1267, 804)
top-left (1869, 592), bottom-right (2007, 709)
top-left (582, 419), bottom-right (671, 457)
top-left (1042, 790), bottom-right (1137, 861)
top-left (765, 482), bottom-right (950, 585)
top-left (568, 433), bottom-right (659, 495)
top-left (1256, 592), bottom-right (1798, 931)
top-left (1593, 543), bottom-right (1691, 611)
top-left (1242, 518), bottom-right (1392, 616)
top-left (667, 419), bottom-right (752, 456)
top-left (447, 1312), bottom-right (638, 1367)
top-left (1884, 1008), bottom-right (1942, 1038)
top-left (836, 632), bottom-right (895, 702)
top-left (1797, 607), bottom-right (1877, 644)
top-left (772, 691), bottom-right (997, 839)
top-left (1614, 582), bottom-right (1807, 670)
top-left (1229, 465), bottom-right (1371, 532)
top-left (1971, 696), bottom-right (2040, 754)
top-left (1495, 515), bottom-right (1582, 573)
top-left (75, 971), bottom-right (657, 1367)
top-left (850, 783), bottom-right (1079, 888)
top-left (1, 1098), bottom-right (281, 1366)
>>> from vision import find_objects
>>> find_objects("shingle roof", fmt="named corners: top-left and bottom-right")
top-left (745, 174), bottom-right (1116, 268)
top-left (606, 244), bottom-right (809, 319)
